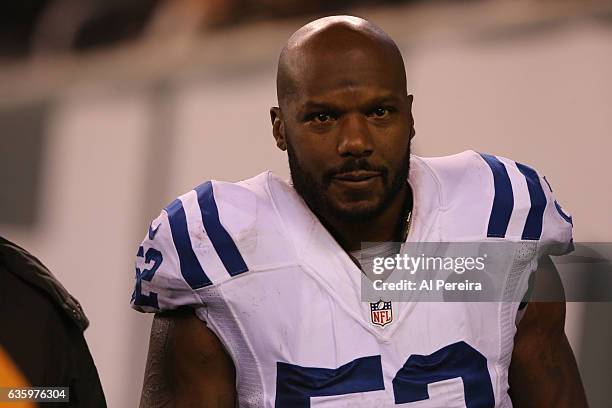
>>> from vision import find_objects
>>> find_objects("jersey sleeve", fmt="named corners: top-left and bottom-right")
top-left (130, 179), bottom-right (260, 314)
top-left (130, 209), bottom-right (203, 313)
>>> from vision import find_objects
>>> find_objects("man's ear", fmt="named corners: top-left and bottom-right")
top-left (270, 107), bottom-right (287, 151)
top-left (407, 94), bottom-right (416, 140)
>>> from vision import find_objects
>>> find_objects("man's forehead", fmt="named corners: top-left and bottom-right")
top-left (291, 47), bottom-right (406, 101)
top-left (296, 79), bottom-right (403, 106)
top-left (298, 90), bottom-right (403, 113)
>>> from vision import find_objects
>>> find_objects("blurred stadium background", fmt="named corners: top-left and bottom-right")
top-left (1, 0), bottom-right (611, 406)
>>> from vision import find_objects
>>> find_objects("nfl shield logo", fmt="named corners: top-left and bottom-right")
top-left (370, 300), bottom-right (393, 327)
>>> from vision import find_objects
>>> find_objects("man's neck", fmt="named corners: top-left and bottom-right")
top-left (318, 186), bottom-right (412, 253)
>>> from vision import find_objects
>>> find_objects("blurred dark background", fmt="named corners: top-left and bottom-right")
top-left (0, 0), bottom-right (417, 58)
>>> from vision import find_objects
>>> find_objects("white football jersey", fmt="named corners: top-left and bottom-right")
top-left (131, 150), bottom-right (573, 407)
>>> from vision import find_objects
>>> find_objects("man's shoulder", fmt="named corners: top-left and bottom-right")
top-left (413, 151), bottom-right (573, 249)
top-left (146, 169), bottom-right (298, 256)
top-left (173, 171), bottom-right (272, 206)
top-left (161, 171), bottom-right (278, 233)
top-left (412, 150), bottom-right (556, 205)
top-left (413, 150), bottom-right (507, 184)
top-left (131, 172), bottom-right (298, 313)
top-left (411, 150), bottom-right (497, 209)
top-left (149, 170), bottom-right (288, 270)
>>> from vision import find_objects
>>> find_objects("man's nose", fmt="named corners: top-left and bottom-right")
top-left (337, 113), bottom-right (374, 157)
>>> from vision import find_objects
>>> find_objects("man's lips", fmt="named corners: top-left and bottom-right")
top-left (332, 171), bottom-right (382, 182)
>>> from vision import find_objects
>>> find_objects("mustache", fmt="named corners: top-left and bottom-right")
top-left (323, 159), bottom-right (389, 182)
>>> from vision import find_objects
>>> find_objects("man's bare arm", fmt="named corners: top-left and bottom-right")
top-left (139, 308), bottom-right (236, 408)
top-left (140, 312), bottom-right (173, 408)
top-left (509, 256), bottom-right (588, 407)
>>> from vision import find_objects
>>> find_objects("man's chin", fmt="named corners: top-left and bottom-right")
top-left (325, 199), bottom-right (387, 223)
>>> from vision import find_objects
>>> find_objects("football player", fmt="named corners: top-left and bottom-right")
top-left (131, 16), bottom-right (587, 407)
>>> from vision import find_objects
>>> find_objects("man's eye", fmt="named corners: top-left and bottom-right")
top-left (312, 113), bottom-right (333, 123)
top-left (370, 107), bottom-right (390, 118)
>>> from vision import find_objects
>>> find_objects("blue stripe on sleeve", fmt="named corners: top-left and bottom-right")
top-left (516, 162), bottom-right (547, 240)
top-left (195, 181), bottom-right (249, 277)
top-left (165, 199), bottom-right (212, 289)
top-left (479, 153), bottom-right (514, 238)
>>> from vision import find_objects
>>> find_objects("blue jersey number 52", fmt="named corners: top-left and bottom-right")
top-left (131, 246), bottom-right (163, 309)
top-left (275, 341), bottom-right (494, 407)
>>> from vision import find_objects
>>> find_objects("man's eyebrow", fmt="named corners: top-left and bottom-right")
top-left (299, 95), bottom-right (401, 114)
top-left (365, 95), bottom-right (401, 106)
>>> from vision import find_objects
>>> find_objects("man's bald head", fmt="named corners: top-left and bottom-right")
top-left (276, 15), bottom-right (407, 108)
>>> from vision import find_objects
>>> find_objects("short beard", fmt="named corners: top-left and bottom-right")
top-left (287, 142), bottom-right (410, 224)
